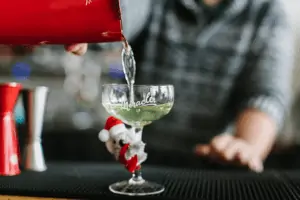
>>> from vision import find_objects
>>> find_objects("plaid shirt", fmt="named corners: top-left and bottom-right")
top-left (118, 0), bottom-right (294, 151)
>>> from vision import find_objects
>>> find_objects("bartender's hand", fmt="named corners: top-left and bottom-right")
top-left (195, 109), bottom-right (277, 173)
top-left (195, 134), bottom-right (265, 172)
top-left (25, 43), bottom-right (87, 55)
top-left (64, 43), bottom-right (87, 56)
top-left (8, 43), bottom-right (88, 56)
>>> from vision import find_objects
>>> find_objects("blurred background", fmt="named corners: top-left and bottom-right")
top-left (1, 0), bottom-right (299, 168)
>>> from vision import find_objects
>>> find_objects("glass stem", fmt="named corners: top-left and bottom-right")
top-left (129, 127), bottom-right (145, 184)
top-left (132, 169), bottom-right (143, 181)
top-left (133, 127), bottom-right (143, 142)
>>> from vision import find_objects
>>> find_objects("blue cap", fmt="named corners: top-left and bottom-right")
top-left (12, 62), bottom-right (31, 80)
top-left (109, 63), bottom-right (124, 79)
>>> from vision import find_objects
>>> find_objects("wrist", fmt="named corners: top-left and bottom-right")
top-left (235, 108), bottom-right (277, 160)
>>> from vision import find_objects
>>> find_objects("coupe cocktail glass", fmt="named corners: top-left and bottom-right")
top-left (102, 84), bottom-right (174, 196)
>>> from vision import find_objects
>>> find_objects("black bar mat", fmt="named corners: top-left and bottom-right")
top-left (0, 163), bottom-right (299, 200)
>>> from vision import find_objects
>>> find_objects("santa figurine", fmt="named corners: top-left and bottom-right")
top-left (98, 116), bottom-right (147, 173)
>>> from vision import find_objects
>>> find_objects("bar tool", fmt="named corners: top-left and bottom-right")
top-left (0, 82), bottom-right (22, 176)
top-left (22, 86), bottom-right (48, 172)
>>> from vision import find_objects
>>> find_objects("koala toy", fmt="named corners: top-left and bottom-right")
top-left (98, 116), bottom-right (148, 173)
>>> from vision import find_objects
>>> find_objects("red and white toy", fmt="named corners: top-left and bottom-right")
top-left (98, 116), bottom-right (147, 173)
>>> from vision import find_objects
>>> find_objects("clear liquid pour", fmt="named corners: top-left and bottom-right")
top-left (122, 39), bottom-right (136, 105)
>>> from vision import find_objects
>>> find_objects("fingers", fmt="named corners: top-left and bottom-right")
top-left (195, 135), bottom-right (264, 172)
top-left (210, 134), bottom-right (233, 155)
top-left (235, 147), bottom-right (251, 165)
top-left (64, 43), bottom-right (88, 56)
top-left (248, 157), bottom-right (264, 173)
top-left (221, 139), bottom-right (263, 172)
top-left (195, 134), bottom-right (233, 156)
top-left (7, 43), bottom-right (88, 57)
top-left (195, 144), bottom-right (211, 156)
top-left (222, 139), bottom-right (248, 161)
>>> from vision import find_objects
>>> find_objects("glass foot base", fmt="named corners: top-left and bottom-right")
top-left (109, 179), bottom-right (165, 196)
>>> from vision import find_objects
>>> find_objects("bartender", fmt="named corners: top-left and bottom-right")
top-left (28, 0), bottom-right (295, 172)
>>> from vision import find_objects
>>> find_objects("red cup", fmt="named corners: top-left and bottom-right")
top-left (0, 82), bottom-right (22, 176)
top-left (0, 0), bottom-right (123, 44)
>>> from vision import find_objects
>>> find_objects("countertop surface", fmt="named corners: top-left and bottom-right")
top-left (0, 196), bottom-right (69, 200)
top-left (1, 162), bottom-right (300, 200)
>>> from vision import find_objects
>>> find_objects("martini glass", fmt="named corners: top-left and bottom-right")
top-left (102, 84), bottom-right (174, 196)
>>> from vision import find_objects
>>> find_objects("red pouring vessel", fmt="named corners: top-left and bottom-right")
top-left (0, 83), bottom-right (22, 176)
top-left (0, 0), bottom-right (123, 44)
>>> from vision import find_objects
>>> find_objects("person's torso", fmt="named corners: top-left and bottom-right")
top-left (133, 0), bottom-right (263, 151)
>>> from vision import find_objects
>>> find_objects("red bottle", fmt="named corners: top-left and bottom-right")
top-left (0, 0), bottom-right (123, 44)
top-left (0, 83), bottom-right (22, 176)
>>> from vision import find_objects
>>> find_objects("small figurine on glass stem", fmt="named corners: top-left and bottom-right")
top-left (98, 116), bottom-right (148, 173)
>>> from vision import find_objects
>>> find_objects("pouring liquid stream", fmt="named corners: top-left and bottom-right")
top-left (122, 39), bottom-right (136, 105)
